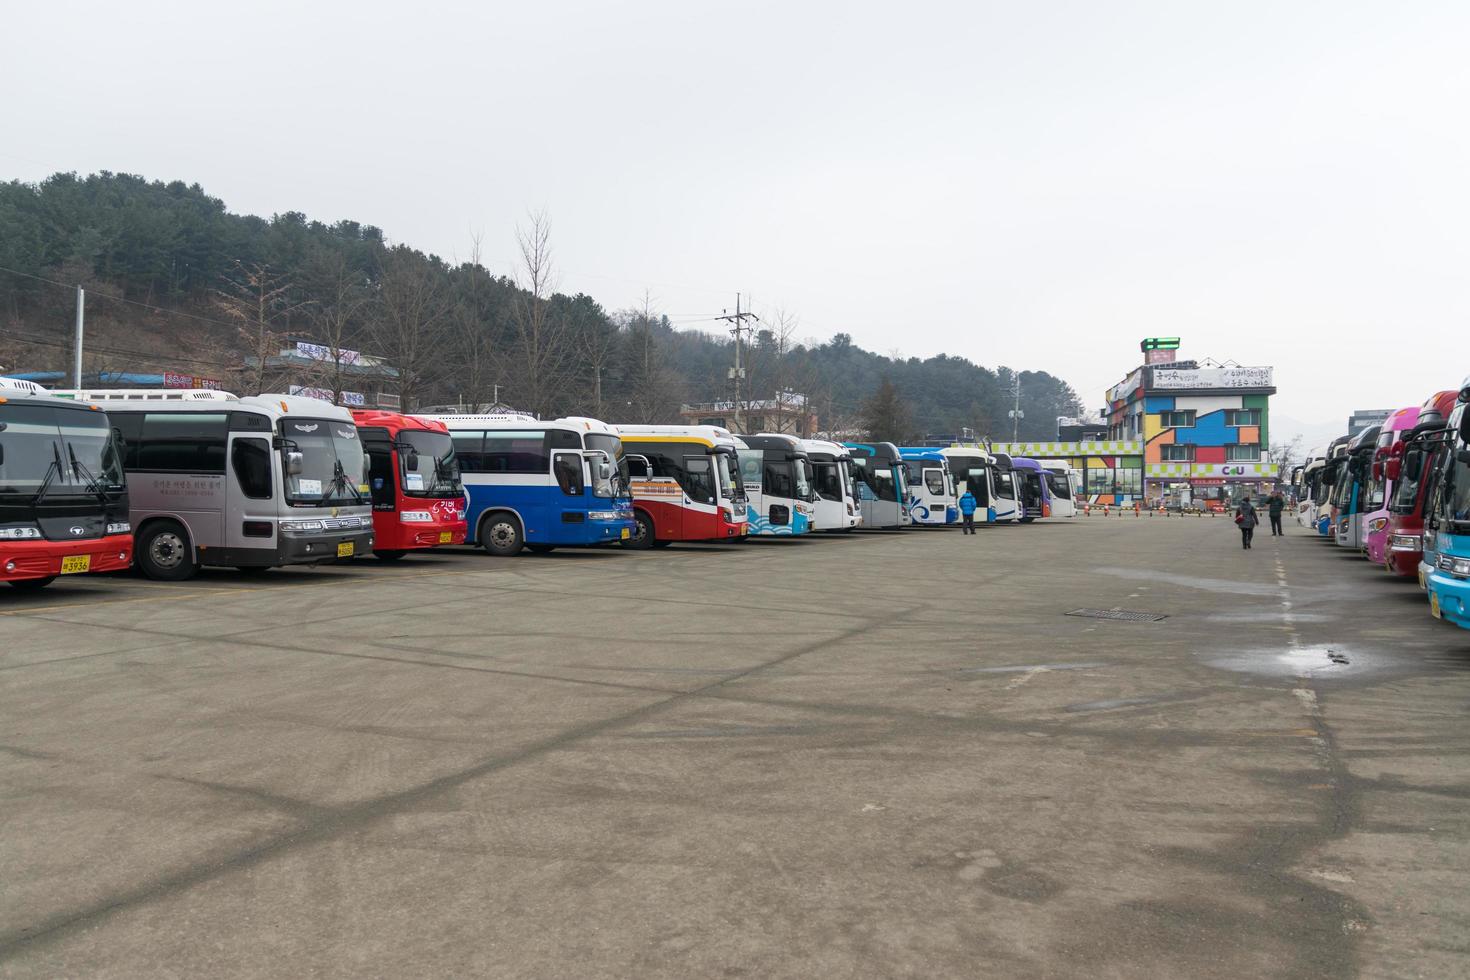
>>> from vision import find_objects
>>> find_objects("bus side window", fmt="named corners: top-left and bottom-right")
top-left (553, 452), bottom-right (584, 496)
top-left (452, 431), bottom-right (486, 472)
top-left (683, 456), bottom-right (715, 504)
top-left (231, 438), bottom-right (273, 499)
top-left (925, 469), bottom-right (945, 496)
top-left (625, 455), bottom-right (652, 479)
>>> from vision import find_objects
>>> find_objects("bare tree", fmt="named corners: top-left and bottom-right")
top-left (213, 261), bottom-right (301, 395)
top-left (618, 292), bottom-right (683, 423)
top-left (448, 234), bottom-right (501, 412)
top-left (507, 210), bottom-right (573, 418)
top-left (299, 250), bottom-right (370, 405)
top-left (366, 246), bottom-right (452, 412)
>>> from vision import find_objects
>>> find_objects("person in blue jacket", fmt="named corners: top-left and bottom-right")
top-left (958, 490), bottom-right (978, 534)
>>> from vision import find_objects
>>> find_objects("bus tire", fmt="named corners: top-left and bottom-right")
top-left (526, 544), bottom-right (556, 554)
top-left (623, 511), bottom-right (656, 550)
top-left (479, 512), bottom-right (524, 557)
top-left (138, 520), bottom-right (197, 581)
top-left (374, 550), bottom-right (407, 561)
top-left (9, 576), bottom-right (55, 590)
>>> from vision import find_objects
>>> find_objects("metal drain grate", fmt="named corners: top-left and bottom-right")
top-left (1065, 608), bottom-right (1169, 623)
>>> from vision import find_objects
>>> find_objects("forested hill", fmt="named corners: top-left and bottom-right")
top-left (0, 172), bottom-right (1085, 439)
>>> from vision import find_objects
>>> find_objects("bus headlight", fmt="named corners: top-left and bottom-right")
top-left (106, 521), bottom-right (131, 535)
top-left (280, 520), bottom-right (324, 533)
top-left (399, 510), bottom-right (433, 522)
top-left (0, 525), bottom-right (42, 540)
top-left (587, 511), bottom-right (621, 521)
top-left (1367, 517), bottom-right (1388, 533)
top-left (1439, 555), bottom-right (1470, 578)
top-left (1389, 534), bottom-right (1422, 551)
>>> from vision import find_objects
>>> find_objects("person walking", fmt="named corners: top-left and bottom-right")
top-left (958, 490), bottom-right (978, 535)
top-left (1267, 490), bottom-right (1286, 536)
top-left (1235, 496), bottom-right (1258, 549)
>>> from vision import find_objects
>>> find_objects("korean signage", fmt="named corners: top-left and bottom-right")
top-left (295, 341), bottom-right (362, 366)
top-left (1150, 366), bottom-right (1272, 390)
top-left (163, 372), bottom-right (224, 390)
top-left (288, 385), bottom-right (366, 407)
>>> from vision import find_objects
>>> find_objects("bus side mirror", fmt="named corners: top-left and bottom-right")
top-left (1386, 459), bottom-right (1402, 483)
top-left (406, 449), bottom-right (420, 472)
top-left (0, 442), bottom-right (5, 466)
top-left (1372, 461), bottom-right (1383, 481)
top-left (1461, 414), bottom-right (1470, 443)
top-left (286, 451), bottom-right (304, 476)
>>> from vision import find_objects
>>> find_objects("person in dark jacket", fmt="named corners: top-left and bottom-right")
top-left (1235, 497), bottom-right (1258, 549)
top-left (958, 490), bottom-right (978, 534)
top-left (1267, 491), bottom-right (1286, 536)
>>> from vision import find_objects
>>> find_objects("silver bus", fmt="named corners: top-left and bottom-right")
top-left (60, 389), bottom-right (373, 579)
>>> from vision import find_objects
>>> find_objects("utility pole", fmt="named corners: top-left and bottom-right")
top-left (1008, 372), bottom-right (1024, 441)
top-left (716, 293), bottom-right (760, 432)
top-left (73, 286), bottom-right (85, 388)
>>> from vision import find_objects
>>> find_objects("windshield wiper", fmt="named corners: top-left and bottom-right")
top-left (67, 443), bottom-right (111, 506)
top-left (30, 445), bottom-right (63, 506)
top-left (320, 459), bottom-right (363, 504)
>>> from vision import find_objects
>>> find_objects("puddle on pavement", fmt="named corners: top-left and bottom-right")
top-left (1205, 644), bottom-right (1380, 678)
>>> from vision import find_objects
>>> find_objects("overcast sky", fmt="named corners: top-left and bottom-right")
top-left (6, 1), bottom-right (1468, 435)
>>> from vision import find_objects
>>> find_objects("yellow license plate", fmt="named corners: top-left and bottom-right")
top-left (439, 531), bottom-right (453, 543)
top-left (1430, 592), bottom-right (1442, 619)
top-left (337, 542), bottom-right (354, 558)
top-left (620, 528), bottom-right (630, 540)
top-left (59, 554), bottom-right (91, 575)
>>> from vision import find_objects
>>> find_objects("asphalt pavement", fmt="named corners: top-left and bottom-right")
top-left (2, 516), bottom-right (1468, 978)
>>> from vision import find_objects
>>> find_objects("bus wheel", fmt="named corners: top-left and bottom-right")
top-left (374, 550), bottom-right (407, 561)
top-left (526, 544), bottom-right (556, 554)
top-left (480, 512), bottom-right (524, 557)
top-left (138, 521), bottom-right (197, 581)
top-left (622, 512), bottom-right (656, 550)
top-left (9, 576), bottom-right (55, 590)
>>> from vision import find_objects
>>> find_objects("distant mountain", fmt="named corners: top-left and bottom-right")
top-left (1272, 413), bottom-right (1350, 451)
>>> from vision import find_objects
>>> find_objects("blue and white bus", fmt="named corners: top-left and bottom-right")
top-left (417, 413), bottom-right (635, 555)
top-left (898, 448), bottom-right (957, 525)
top-left (736, 433), bottom-right (814, 535)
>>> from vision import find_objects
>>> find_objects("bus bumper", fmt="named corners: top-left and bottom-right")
top-left (276, 528), bottom-right (376, 564)
top-left (1, 533), bottom-right (134, 582)
top-left (1426, 564), bottom-right (1470, 629)
top-left (373, 516), bottom-right (468, 552)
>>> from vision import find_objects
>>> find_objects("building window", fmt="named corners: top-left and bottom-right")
top-left (1161, 444), bottom-right (1194, 461)
top-left (1226, 409), bottom-right (1261, 427)
top-left (1159, 410), bottom-right (1196, 428)
top-left (1227, 443), bottom-right (1261, 461)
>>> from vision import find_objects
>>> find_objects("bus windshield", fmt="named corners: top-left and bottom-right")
top-left (0, 404), bottom-right (123, 498)
top-left (1444, 449), bottom-right (1470, 528)
top-left (584, 434), bottom-right (628, 495)
top-left (852, 458), bottom-right (899, 502)
top-left (398, 429), bottom-right (461, 497)
top-left (797, 458), bottom-right (815, 500)
top-left (814, 461), bottom-right (843, 502)
top-left (1390, 448), bottom-right (1428, 515)
top-left (1045, 470), bottom-right (1071, 500)
top-left (993, 468), bottom-right (1016, 500)
top-left (281, 418), bottom-right (368, 506)
top-left (715, 450), bottom-right (744, 502)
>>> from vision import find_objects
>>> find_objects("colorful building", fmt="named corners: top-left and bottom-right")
top-left (988, 439), bottom-right (1143, 507)
top-left (1105, 342), bottom-right (1276, 508)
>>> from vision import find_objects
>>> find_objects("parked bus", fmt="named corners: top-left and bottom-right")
top-left (898, 449), bottom-right (957, 526)
top-left (1379, 391), bottom-right (1458, 577)
top-left (61, 389), bottom-right (372, 579)
top-left (1293, 446), bottom-right (1327, 529)
top-left (988, 452), bottom-right (1025, 523)
top-left (735, 433), bottom-right (814, 535)
top-left (1011, 457), bottom-right (1051, 521)
top-left (420, 413), bottom-right (635, 555)
top-left (1038, 460), bottom-right (1078, 518)
top-left (1363, 405), bottom-right (1422, 565)
top-left (0, 379), bottom-right (133, 590)
top-left (1333, 424), bottom-right (1381, 549)
top-left (1424, 377), bottom-right (1470, 628)
top-left (1316, 436), bottom-right (1353, 536)
top-left (937, 448), bottom-right (996, 524)
top-left (352, 410), bottom-right (467, 559)
top-left (842, 441), bottom-right (911, 530)
top-left (800, 438), bottom-right (861, 532)
top-left (618, 424), bottom-right (748, 546)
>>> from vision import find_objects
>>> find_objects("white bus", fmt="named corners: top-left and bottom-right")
top-left (898, 448), bottom-right (958, 526)
top-left (800, 438), bottom-right (860, 531)
top-left (736, 433), bottom-right (815, 535)
top-left (1040, 460), bottom-right (1078, 518)
top-left (59, 389), bottom-right (373, 579)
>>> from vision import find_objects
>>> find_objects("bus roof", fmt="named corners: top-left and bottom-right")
top-left (1384, 405), bottom-right (1421, 434)
top-left (936, 446), bottom-right (994, 463)
top-left (0, 379), bottom-right (109, 415)
top-left (1009, 457), bottom-right (1044, 471)
top-left (841, 441), bottom-right (901, 462)
top-left (351, 409), bottom-right (449, 434)
top-left (742, 433), bottom-right (808, 455)
top-left (57, 388), bottom-right (356, 422)
top-left (897, 447), bottom-right (946, 462)
top-left (416, 413), bottom-right (618, 437)
top-left (617, 424), bottom-right (739, 449)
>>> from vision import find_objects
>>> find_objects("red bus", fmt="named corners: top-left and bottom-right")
top-left (1378, 389), bottom-right (1458, 577)
top-left (616, 425), bottom-right (749, 547)
top-left (352, 410), bottom-right (467, 559)
top-left (1, 379), bottom-right (133, 589)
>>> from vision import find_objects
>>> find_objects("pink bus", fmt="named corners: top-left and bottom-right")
top-left (1363, 405), bottom-right (1421, 564)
